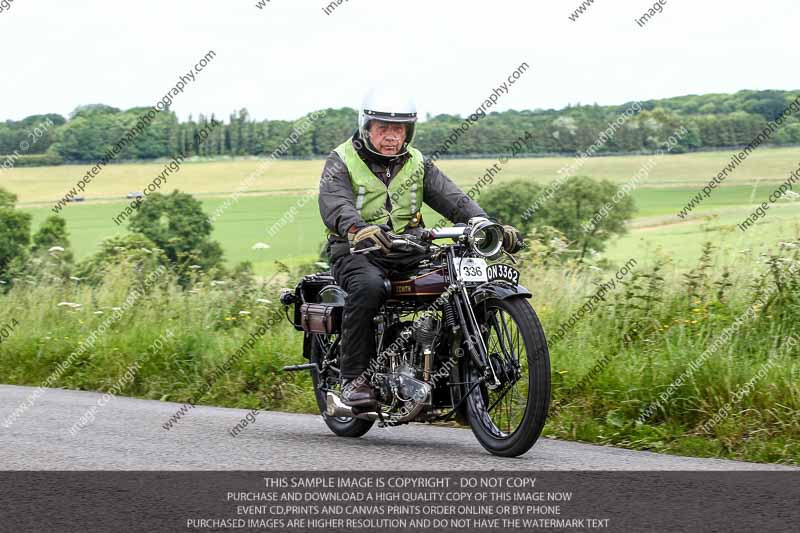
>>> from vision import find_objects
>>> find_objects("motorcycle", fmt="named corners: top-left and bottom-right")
top-left (279, 218), bottom-right (550, 457)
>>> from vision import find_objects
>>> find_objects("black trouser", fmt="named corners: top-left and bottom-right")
top-left (329, 242), bottom-right (426, 380)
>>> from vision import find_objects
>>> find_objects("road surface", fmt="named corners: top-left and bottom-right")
top-left (1, 384), bottom-right (795, 470)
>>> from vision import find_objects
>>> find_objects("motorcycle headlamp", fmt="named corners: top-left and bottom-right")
top-left (468, 218), bottom-right (504, 259)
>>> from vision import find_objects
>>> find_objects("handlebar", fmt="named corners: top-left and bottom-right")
top-left (351, 232), bottom-right (444, 255)
top-left (350, 218), bottom-right (516, 261)
top-left (350, 225), bottom-right (473, 255)
top-left (386, 227), bottom-right (467, 243)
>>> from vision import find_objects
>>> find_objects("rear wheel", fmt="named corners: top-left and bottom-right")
top-left (465, 296), bottom-right (550, 457)
top-left (308, 333), bottom-right (374, 438)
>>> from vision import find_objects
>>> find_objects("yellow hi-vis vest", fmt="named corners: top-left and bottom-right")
top-left (331, 139), bottom-right (424, 236)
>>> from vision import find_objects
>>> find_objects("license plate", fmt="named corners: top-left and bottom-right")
top-left (454, 257), bottom-right (488, 283)
top-left (486, 263), bottom-right (520, 286)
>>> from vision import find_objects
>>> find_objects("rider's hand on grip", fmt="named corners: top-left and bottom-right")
top-left (502, 225), bottom-right (523, 253)
top-left (349, 224), bottom-right (393, 254)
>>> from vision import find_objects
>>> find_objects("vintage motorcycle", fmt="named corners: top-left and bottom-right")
top-left (279, 218), bottom-right (550, 457)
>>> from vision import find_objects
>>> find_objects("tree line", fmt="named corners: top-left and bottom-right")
top-left (1, 89), bottom-right (799, 166)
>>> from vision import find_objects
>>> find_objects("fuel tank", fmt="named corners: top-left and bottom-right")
top-left (388, 266), bottom-right (448, 303)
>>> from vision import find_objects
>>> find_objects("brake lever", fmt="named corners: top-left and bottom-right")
top-left (351, 232), bottom-right (430, 255)
top-left (399, 239), bottom-right (426, 251)
top-left (386, 232), bottom-right (427, 251)
top-left (350, 245), bottom-right (383, 255)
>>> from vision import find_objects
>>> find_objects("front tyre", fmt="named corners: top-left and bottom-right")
top-left (308, 333), bottom-right (374, 438)
top-left (465, 296), bottom-right (550, 457)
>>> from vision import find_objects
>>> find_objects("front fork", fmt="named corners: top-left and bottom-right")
top-left (446, 250), bottom-right (502, 389)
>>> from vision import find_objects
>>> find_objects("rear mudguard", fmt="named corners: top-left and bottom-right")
top-left (470, 281), bottom-right (532, 305)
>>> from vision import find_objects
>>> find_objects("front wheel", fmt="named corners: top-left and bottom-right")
top-left (465, 296), bottom-right (550, 457)
top-left (308, 333), bottom-right (374, 438)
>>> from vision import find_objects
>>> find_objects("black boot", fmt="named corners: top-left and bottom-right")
top-left (341, 378), bottom-right (376, 407)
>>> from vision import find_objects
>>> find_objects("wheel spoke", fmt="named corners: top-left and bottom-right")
top-left (469, 303), bottom-right (537, 439)
top-left (492, 313), bottom-right (513, 361)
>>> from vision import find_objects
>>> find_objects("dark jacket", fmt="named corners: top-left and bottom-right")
top-left (319, 134), bottom-right (486, 260)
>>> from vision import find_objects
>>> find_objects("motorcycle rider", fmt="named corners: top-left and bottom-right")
top-left (318, 88), bottom-right (522, 407)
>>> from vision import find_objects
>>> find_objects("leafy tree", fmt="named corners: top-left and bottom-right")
top-left (0, 189), bottom-right (32, 282)
top-left (312, 108), bottom-right (357, 154)
top-left (128, 191), bottom-right (224, 277)
top-left (482, 177), bottom-right (636, 261)
top-left (76, 233), bottom-right (169, 286)
top-left (31, 215), bottom-right (74, 263)
top-left (480, 180), bottom-right (543, 235)
top-left (0, 189), bottom-right (16, 209)
top-left (5, 89), bottom-right (800, 164)
top-left (14, 215), bottom-right (76, 283)
top-left (70, 104), bottom-right (121, 119)
top-left (743, 90), bottom-right (789, 121)
top-left (539, 176), bottom-right (635, 260)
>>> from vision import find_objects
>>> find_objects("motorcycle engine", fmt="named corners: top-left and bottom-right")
top-left (372, 317), bottom-right (439, 412)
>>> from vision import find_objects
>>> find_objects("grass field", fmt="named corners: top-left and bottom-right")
top-left (3, 148), bottom-right (800, 465)
top-left (5, 146), bottom-right (800, 272)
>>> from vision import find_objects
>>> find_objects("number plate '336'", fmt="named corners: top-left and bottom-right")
top-left (454, 257), bottom-right (488, 282)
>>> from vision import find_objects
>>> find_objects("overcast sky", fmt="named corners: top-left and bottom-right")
top-left (1, 0), bottom-right (797, 122)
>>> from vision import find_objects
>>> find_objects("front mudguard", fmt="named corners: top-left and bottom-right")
top-left (470, 281), bottom-right (532, 305)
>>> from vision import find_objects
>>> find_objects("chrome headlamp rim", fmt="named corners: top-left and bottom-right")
top-left (467, 218), bottom-right (505, 259)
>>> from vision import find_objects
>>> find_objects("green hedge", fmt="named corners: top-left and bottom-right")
top-left (1, 152), bottom-right (64, 168)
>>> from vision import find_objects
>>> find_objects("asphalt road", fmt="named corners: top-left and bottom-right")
top-left (1, 385), bottom-right (796, 471)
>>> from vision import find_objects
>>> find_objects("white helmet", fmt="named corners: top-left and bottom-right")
top-left (358, 88), bottom-right (418, 157)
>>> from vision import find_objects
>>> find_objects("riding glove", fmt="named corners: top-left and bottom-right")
top-left (348, 224), bottom-right (393, 254)
top-left (502, 225), bottom-right (524, 253)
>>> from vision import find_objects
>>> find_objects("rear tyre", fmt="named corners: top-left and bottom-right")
top-left (308, 333), bottom-right (374, 438)
top-left (465, 296), bottom-right (550, 457)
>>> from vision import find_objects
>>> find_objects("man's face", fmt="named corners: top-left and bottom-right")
top-left (368, 120), bottom-right (407, 156)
